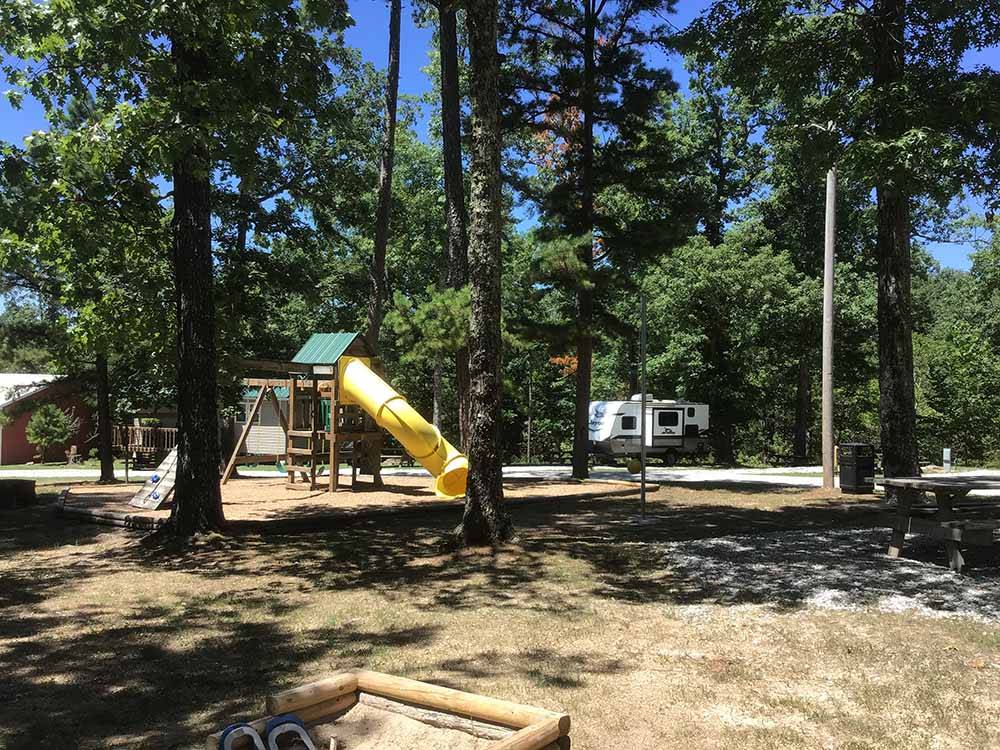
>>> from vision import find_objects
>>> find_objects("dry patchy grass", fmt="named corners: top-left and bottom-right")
top-left (0, 484), bottom-right (997, 749)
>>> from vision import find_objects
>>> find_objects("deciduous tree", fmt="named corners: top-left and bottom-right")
top-left (368, 0), bottom-right (404, 348)
top-left (2, 0), bottom-right (353, 536)
top-left (690, 0), bottom-right (1000, 477)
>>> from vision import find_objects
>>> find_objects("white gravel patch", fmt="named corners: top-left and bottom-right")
top-left (645, 528), bottom-right (1000, 621)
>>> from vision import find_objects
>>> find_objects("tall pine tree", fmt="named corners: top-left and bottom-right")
top-left (500, 0), bottom-right (678, 478)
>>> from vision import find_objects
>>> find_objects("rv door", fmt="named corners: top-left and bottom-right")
top-left (650, 407), bottom-right (684, 448)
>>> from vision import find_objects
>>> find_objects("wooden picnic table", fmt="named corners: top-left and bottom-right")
top-left (882, 476), bottom-right (1000, 573)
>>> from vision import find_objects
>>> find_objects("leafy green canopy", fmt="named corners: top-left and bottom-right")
top-left (688, 0), bottom-right (1000, 220)
top-left (1, 0), bottom-right (363, 413)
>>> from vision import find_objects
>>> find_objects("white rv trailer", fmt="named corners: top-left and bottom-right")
top-left (588, 395), bottom-right (709, 463)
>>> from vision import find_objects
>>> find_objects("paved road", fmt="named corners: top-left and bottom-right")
top-left (6, 463), bottom-right (998, 491)
top-left (0, 463), bottom-right (822, 483)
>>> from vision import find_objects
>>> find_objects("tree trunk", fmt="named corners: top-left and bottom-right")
top-left (235, 183), bottom-right (251, 260)
top-left (793, 355), bottom-right (810, 463)
top-left (707, 326), bottom-right (735, 464)
top-left (440, 1), bottom-right (471, 450)
top-left (571, 0), bottom-right (596, 480)
top-left (95, 351), bottom-right (115, 482)
top-left (432, 357), bottom-right (443, 430)
top-left (875, 186), bottom-right (918, 476)
top-left (704, 96), bottom-right (727, 247)
top-left (712, 420), bottom-right (735, 465)
top-left (460, 0), bottom-right (513, 546)
top-left (367, 0), bottom-right (402, 350)
top-left (873, 0), bottom-right (919, 478)
top-left (627, 338), bottom-right (638, 396)
top-left (168, 35), bottom-right (225, 536)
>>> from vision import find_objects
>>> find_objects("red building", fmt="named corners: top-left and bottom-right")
top-left (0, 374), bottom-right (96, 465)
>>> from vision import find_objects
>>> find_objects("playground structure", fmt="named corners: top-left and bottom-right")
top-left (225, 332), bottom-right (467, 498)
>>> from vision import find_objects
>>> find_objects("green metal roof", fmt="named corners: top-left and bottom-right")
top-left (243, 386), bottom-right (290, 400)
top-left (292, 332), bottom-right (361, 365)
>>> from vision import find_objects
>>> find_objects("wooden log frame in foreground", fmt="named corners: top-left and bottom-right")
top-left (352, 669), bottom-right (570, 734)
top-left (206, 668), bottom-right (571, 750)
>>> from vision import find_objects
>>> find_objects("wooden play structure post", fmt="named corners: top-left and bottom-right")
top-left (221, 386), bottom-right (268, 484)
top-left (221, 376), bottom-right (290, 486)
top-left (226, 334), bottom-right (386, 493)
top-left (283, 361), bottom-right (384, 493)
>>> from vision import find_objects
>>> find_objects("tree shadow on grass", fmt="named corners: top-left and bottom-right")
top-left (0, 504), bottom-right (114, 610)
top-left (0, 583), bottom-right (438, 748)
top-left (106, 489), bottom-right (999, 619)
top-left (510, 493), bottom-right (1000, 617)
top-left (2, 487), bottom-right (997, 747)
top-left (434, 647), bottom-right (627, 690)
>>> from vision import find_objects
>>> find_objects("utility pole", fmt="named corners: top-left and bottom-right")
top-left (822, 167), bottom-right (836, 490)
top-left (526, 373), bottom-right (532, 464)
top-left (640, 291), bottom-right (648, 515)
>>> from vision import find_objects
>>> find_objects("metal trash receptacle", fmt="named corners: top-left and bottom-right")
top-left (839, 442), bottom-right (875, 494)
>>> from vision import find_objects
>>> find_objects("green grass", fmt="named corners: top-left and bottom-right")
top-left (0, 457), bottom-right (130, 470)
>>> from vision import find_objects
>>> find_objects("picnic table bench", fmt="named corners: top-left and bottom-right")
top-left (882, 476), bottom-right (1000, 573)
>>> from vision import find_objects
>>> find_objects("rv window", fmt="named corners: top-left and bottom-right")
top-left (621, 415), bottom-right (637, 431)
top-left (236, 403), bottom-right (247, 423)
top-left (658, 411), bottom-right (679, 427)
top-left (687, 407), bottom-right (695, 418)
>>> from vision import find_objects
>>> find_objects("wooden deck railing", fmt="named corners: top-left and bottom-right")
top-left (112, 425), bottom-right (179, 454)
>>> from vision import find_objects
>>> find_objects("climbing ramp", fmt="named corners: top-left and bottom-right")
top-left (129, 446), bottom-right (178, 509)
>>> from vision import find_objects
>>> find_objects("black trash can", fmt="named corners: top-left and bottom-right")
top-left (839, 442), bottom-right (875, 494)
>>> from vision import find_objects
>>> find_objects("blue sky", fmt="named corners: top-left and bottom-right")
top-left (2, 0), bottom-right (996, 269)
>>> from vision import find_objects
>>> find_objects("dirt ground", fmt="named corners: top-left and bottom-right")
top-left (61, 475), bottom-right (642, 524)
top-left (1, 482), bottom-right (998, 749)
top-left (310, 703), bottom-right (494, 750)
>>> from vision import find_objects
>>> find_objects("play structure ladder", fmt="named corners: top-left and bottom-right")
top-left (129, 446), bottom-right (178, 509)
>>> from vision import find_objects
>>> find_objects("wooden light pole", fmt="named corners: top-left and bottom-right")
top-left (822, 167), bottom-right (836, 490)
top-left (640, 291), bottom-right (648, 515)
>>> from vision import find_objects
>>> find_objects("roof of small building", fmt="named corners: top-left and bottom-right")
top-left (0, 373), bottom-right (60, 409)
top-left (243, 386), bottom-right (290, 401)
top-left (291, 332), bottom-right (373, 365)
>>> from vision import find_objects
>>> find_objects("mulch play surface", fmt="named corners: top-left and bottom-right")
top-left (61, 474), bottom-right (645, 526)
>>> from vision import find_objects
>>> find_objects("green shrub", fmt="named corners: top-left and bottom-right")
top-left (25, 404), bottom-right (79, 461)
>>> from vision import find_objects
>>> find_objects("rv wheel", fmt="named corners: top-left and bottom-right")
top-left (661, 450), bottom-right (678, 467)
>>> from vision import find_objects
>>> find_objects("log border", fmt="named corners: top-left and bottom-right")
top-left (206, 668), bottom-right (570, 750)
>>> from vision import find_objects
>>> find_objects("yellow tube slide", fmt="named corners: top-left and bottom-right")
top-left (338, 356), bottom-right (468, 498)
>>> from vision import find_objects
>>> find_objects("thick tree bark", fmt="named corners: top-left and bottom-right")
top-left (627, 338), bottom-right (638, 396)
top-left (235, 181), bottom-right (252, 260)
top-left (439, 1), bottom-right (471, 450)
top-left (367, 0), bottom-right (402, 349)
top-left (704, 95), bottom-right (727, 248)
top-left (875, 185), bottom-right (918, 476)
top-left (571, 0), bottom-right (597, 480)
top-left (707, 326), bottom-right (736, 464)
top-left (95, 351), bottom-right (115, 482)
top-left (872, 0), bottom-right (919, 478)
top-left (168, 35), bottom-right (225, 536)
top-left (460, 0), bottom-right (513, 545)
top-left (432, 357), bottom-right (444, 430)
top-left (793, 355), bottom-right (810, 463)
